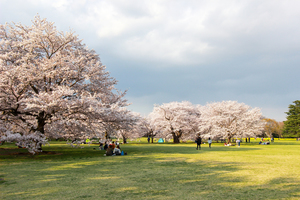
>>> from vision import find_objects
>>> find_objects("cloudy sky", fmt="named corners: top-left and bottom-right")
top-left (1, 0), bottom-right (300, 121)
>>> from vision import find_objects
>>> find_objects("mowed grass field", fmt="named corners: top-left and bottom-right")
top-left (1, 139), bottom-right (300, 200)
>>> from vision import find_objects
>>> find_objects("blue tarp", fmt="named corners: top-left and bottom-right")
top-left (158, 138), bottom-right (164, 143)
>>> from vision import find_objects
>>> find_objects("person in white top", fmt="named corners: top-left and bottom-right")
top-left (236, 139), bottom-right (241, 147)
top-left (208, 137), bottom-right (212, 148)
top-left (113, 145), bottom-right (121, 155)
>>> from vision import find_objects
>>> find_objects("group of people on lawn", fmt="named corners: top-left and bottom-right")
top-left (195, 136), bottom-right (273, 148)
top-left (100, 141), bottom-right (124, 156)
top-left (259, 138), bottom-right (271, 145)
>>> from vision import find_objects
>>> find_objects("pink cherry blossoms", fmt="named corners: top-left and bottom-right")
top-left (0, 16), bottom-right (135, 153)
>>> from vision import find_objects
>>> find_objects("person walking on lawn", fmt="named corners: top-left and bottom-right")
top-left (208, 137), bottom-right (212, 148)
top-left (196, 135), bottom-right (202, 150)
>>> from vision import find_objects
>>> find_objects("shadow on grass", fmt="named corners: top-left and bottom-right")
top-left (0, 142), bottom-right (263, 164)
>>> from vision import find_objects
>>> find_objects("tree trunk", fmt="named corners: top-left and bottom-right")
top-left (173, 135), bottom-right (180, 143)
top-left (122, 136), bottom-right (127, 144)
top-left (37, 111), bottom-right (46, 134)
top-left (227, 137), bottom-right (231, 144)
top-left (149, 131), bottom-right (154, 143)
top-left (172, 131), bottom-right (181, 143)
top-left (36, 111), bottom-right (46, 151)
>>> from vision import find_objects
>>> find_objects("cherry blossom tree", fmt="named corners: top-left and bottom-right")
top-left (149, 101), bottom-right (201, 143)
top-left (0, 16), bottom-right (131, 153)
top-left (115, 112), bottom-right (145, 144)
top-left (200, 101), bottom-right (265, 143)
top-left (139, 117), bottom-right (160, 143)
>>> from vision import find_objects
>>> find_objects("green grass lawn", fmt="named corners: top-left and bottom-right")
top-left (1, 139), bottom-right (300, 200)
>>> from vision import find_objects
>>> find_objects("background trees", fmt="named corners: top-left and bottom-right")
top-left (262, 118), bottom-right (282, 138)
top-left (200, 101), bottom-right (265, 143)
top-left (115, 112), bottom-right (145, 144)
top-left (149, 101), bottom-right (201, 143)
top-left (138, 117), bottom-right (159, 143)
top-left (282, 100), bottom-right (300, 138)
top-left (147, 101), bottom-right (265, 144)
top-left (0, 16), bottom-right (131, 153)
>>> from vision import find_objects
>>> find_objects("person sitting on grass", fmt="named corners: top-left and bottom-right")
top-left (104, 142), bottom-right (108, 151)
top-left (99, 142), bottom-right (104, 150)
top-left (113, 145), bottom-right (122, 155)
top-left (105, 144), bottom-right (114, 156)
top-left (111, 141), bottom-right (116, 149)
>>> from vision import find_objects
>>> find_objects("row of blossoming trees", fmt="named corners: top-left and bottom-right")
top-left (144, 101), bottom-right (265, 144)
top-left (0, 16), bottom-right (265, 153)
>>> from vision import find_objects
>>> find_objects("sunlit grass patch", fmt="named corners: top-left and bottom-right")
top-left (41, 161), bottom-right (101, 171)
top-left (88, 176), bottom-right (120, 180)
top-left (40, 178), bottom-right (58, 182)
top-left (117, 187), bottom-right (139, 191)
top-left (178, 179), bottom-right (203, 183)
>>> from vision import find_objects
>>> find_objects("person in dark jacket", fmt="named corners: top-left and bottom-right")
top-left (196, 135), bottom-right (202, 150)
top-left (104, 142), bottom-right (108, 151)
